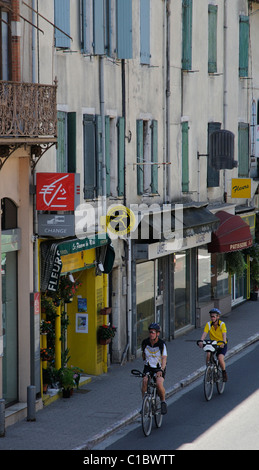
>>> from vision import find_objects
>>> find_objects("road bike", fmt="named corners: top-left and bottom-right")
top-left (131, 369), bottom-right (163, 436)
top-left (197, 340), bottom-right (226, 401)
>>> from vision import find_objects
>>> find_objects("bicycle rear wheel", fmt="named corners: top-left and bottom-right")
top-left (154, 395), bottom-right (163, 428)
top-left (204, 365), bottom-right (214, 401)
top-left (142, 394), bottom-right (152, 436)
top-left (216, 366), bottom-right (225, 395)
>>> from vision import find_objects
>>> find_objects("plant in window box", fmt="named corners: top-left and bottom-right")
top-left (98, 324), bottom-right (117, 345)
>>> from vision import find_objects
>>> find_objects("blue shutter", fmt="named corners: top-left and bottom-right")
top-left (151, 120), bottom-right (158, 193)
top-left (239, 15), bottom-right (249, 78)
top-left (182, 0), bottom-right (192, 70)
top-left (137, 120), bottom-right (144, 195)
top-left (81, 0), bottom-right (87, 53)
top-left (140, 0), bottom-right (150, 65)
top-left (117, 0), bottom-right (132, 59)
top-left (54, 0), bottom-right (71, 49)
top-left (83, 115), bottom-right (96, 199)
top-left (117, 117), bottom-right (125, 196)
top-left (94, 0), bottom-right (105, 55)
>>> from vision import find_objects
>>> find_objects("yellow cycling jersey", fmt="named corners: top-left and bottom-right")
top-left (204, 320), bottom-right (227, 344)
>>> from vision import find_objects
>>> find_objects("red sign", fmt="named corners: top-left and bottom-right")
top-left (36, 173), bottom-right (76, 211)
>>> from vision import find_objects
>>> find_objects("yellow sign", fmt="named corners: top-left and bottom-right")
top-left (101, 205), bottom-right (136, 237)
top-left (231, 178), bottom-right (251, 199)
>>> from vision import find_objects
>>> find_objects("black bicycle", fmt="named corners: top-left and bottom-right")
top-left (131, 369), bottom-right (163, 436)
top-left (197, 340), bottom-right (226, 401)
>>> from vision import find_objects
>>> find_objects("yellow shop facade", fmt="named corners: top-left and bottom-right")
top-left (40, 234), bottom-right (114, 381)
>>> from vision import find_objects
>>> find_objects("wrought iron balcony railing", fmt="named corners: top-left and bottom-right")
top-left (0, 81), bottom-right (57, 143)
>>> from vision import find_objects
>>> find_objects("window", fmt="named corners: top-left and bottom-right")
top-left (239, 15), bottom-right (249, 78)
top-left (182, 0), bottom-right (192, 71)
top-left (208, 4), bottom-right (217, 73)
top-left (136, 119), bottom-right (158, 195)
top-left (0, 7), bottom-right (11, 80)
top-left (198, 246), bottom-right (211, 302)
top-left (54, 0), bottom-right (71, 49)
top-left (83, 114), bottom-right (125, 199)
top-left (238, 122), bottom-right (249, 177)
top-left (80, 0), bottom-right (132, 59)
top-left (140, 0), bottom-right (150, 65)
top-left (181, 121), bottom-right (189, 192)
top-left (56, 111), bottom-right (76, 173)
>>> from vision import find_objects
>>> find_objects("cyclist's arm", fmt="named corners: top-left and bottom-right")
top-left (199, 331), bottom-right (207, 347)
top-left (220, 332), bottom-right (227, 347)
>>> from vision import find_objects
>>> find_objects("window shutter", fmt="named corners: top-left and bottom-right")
top-left (151, 120), bottom-right (158, 193)
top-left (95, 115), bottom-right (103, 196)
top-left (208, 5), bottom-right (217, 73)
top-left (182, 0), bottom-right (192, 71)
top-left (83, 115), bottom-right (96, 199)
top-left (68, 112), bottom-right (76, 173)
top-left (94, 0), bottom-right (105, 55)
top-left (207, 122), bottom-right (221, 187)
top-left (238, 123), bottom-right (249, 177)
top-left (182, 121), bottom-right (189, 192)
top-left (105, 116), bottom-right (111, 196)
top-left (117, 117), bottom-right (125, 197)
top-left (140, 0), bottom-right (150, 65)
top-left (239, 15), bottom-right (249, 78)
top-left (117, 0), bottom-right (132, 59)
top-left (57, 111), bottom-right (67, 172)
top-left (54, 0), bottom-right (71, 49)
top-left (137, 120), bottom-right (144, 195)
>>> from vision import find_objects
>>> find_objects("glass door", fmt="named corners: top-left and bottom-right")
top-left (2, 251), bottom-right (18, 405)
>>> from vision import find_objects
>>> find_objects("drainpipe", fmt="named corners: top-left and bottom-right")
top-left (100, 56), bottom-right (106, 217)
top-left (223, 0), bottom-right (228, 200)
top-left (165, 0), bottom-right (171, 203)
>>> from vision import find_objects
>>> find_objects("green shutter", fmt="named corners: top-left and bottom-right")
top-left (207, 122), bottom-right (221, 187)
top-left (57, 111), bottom-right (67, 172)
top-left (208, 5), bottom-right (217, 73)
top-left (83, 114), bottom-right (96, 199)
top-left (105, 116), bottom-right (110, 196)
top-left (117, 117), bottom-right (125, 197)
top-left (182, 0), bottom-right (192, 71)
top-left (68, 112), bottom-right (76, 173)
top-left (95, 115), bottom-right (103, 196)
top-left (137, 120), bottom-right (144, 195)
top-left (238, 123), bottom-right (249, 177)
top-left (239, 15), bottom-right (249, 78)
top-left (182, 121), bottom-right (189, 192)
top-left (151, 120), bottom-right (158, 193)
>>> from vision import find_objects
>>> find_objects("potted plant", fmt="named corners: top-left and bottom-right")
top-left (226, 251), bottom-right (247, 278)
top-left (97, 324), bottom-right (117, 345)
top-left (71, 366), bottom-right (84, 389)
top-left (59, 367), bottom-right (75, 397)
top-left (40, 320), bottom-right (52, 335)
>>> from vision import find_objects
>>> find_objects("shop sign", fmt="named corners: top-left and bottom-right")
top-left (36, 173), bottom-right (80, 211)
top-left (231, 178), bottom-right (251, 199)
top-left (38, 214), bottom-right (75, 237)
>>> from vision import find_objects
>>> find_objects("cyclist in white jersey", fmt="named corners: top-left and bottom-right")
top-left (141, 323), bottom-right (167, 415)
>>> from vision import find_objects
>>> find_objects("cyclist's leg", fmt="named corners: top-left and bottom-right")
top-left (156, 372), bottom-right (167, 415)
top-left (142, 365), bottom-right (151, 397)
top-left (217, 345), bottom-right (228, 381)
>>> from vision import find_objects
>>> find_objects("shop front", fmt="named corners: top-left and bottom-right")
top-left (132, 203), bottom-right (220, 354)
top-left (40, 234), bottom-right (114, 387)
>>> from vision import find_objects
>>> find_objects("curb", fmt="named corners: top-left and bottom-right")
top-left (77, 335), bottom-right (259, 450)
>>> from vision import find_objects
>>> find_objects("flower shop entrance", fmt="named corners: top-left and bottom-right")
top-left (40, 235), bottom-right (114, 395)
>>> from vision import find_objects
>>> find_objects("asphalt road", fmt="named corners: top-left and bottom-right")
top-left (95, 342), bottom-right (259, 451)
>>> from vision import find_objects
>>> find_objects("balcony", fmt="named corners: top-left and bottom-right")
top-left (0, 80), bottom-right (57, 144)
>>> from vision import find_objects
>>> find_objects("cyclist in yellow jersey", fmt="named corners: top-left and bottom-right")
top-left (199, 308), bottom-right (228, 382)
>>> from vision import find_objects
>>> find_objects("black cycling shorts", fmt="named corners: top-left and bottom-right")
top-left (143, 365), bottom-right (166, 379)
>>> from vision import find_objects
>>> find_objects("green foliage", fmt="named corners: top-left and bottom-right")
top-left (226, 251), bottom-right (247, 278)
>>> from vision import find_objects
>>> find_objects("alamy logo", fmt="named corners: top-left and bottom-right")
top-left (75, 202), bottom-right (183, 251)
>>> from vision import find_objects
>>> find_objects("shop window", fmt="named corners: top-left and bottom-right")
top-left (198, 246), bottom-right (211, 302)
top-left (174, 251), bottom-right (191, 330)
top-left (136, 261), bottom-right (155, 349)
top-left (211, 253), bottom-right (229, 298)
top-left (1, 198), bottom-right (17, 230)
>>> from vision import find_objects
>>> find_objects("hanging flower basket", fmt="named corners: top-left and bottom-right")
top-left (97, 324), bottom-right (116, 345)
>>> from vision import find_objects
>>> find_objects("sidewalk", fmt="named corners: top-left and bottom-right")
top-left (0, 300), bottom-right (259, 450)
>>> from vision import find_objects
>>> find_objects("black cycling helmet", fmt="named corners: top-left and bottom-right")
top-left (209, 308), bottom-right (221, 316)
top-left (148, 322), bottom-right (161, 332)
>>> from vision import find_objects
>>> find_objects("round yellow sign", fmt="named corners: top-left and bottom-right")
top-left (106, 205), bottom-right (135, 236)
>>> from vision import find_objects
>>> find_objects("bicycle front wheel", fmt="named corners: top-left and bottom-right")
top-left (142, 394), bottom-right (152, 436)
top-left (204, 365), bottom-right (214, 401)
top-left (154, 395), bottom-right (163, 428)
top-left (216, 366), bottom-right (225, 395)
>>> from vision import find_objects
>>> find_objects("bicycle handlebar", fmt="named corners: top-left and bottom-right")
top-left (131, 368), bottom-right (163, 378)
top-left (197, 339), bottom-right (225, 349)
